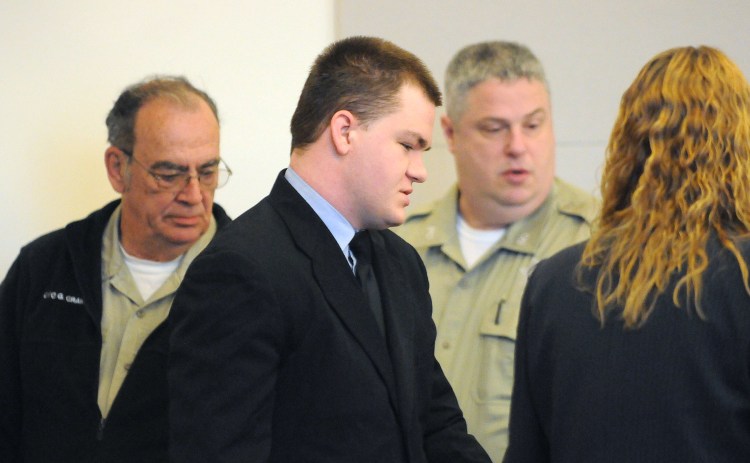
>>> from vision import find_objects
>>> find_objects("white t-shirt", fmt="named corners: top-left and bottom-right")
top-left (457, 214), bottom-right (506, 268)
top-left (120, 244), bottom-right (182, 300)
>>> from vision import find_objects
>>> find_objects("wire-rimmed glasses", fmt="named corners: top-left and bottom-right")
top-left (121, 149), bottom-right (232, 192)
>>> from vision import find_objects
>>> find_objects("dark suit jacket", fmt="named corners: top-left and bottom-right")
top-left (168, 171), bottom-right (490, 463)
top-left (505, 240), bottom-right (750, 463)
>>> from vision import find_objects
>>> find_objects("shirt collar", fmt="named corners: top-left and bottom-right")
top-left (102, 204), bottom-right (217, 301)
top-left (410, 183), bottom-right (560, 255)
top-left (284, 167), bottom-right (357, 255)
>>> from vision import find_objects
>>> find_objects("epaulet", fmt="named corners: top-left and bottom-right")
top-left (554, 179), bottom-right (599, 224)
top-left (403, 200), bottom-right (438, 223)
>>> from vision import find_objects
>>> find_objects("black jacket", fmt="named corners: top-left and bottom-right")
top-left (169, 172), bottom-right (490, 462)
top-left (505, 240), bottom-right (750, 463)
top-left (0, 200), bottom-right (230, 463)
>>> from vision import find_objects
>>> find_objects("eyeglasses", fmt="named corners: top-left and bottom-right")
top-left (121, 149), bottom-right (232, 192)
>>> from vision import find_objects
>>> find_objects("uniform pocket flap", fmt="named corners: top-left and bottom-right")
top-left (478, 298), bottom-right (520, 341)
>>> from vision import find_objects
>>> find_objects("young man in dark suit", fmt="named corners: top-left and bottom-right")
top-left (168, 36), bottom-right (491, 463)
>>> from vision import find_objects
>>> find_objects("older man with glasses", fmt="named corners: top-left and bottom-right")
top-left (0, 76), bottom-right (231, 463)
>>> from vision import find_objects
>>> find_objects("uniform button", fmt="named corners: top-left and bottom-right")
top-left (136, 310), bottom-right (145, 318)
top-left (441, 341), bottom-right (451, 349)
top-left (124, 363), bottom-right (132, 371)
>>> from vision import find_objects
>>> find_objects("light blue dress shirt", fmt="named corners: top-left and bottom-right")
top-left (284, 168), bottom-right (358, 270)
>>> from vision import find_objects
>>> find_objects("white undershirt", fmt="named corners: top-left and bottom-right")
top-left (120, 244), bottom-right (182, 301)
top-left (457, 214), bottom-right (506, 268)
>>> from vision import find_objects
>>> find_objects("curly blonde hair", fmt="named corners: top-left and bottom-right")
top-left (580, 46), bottom-right (750, 327)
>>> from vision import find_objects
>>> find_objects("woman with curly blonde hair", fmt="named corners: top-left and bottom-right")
top-left (504, 46), bottom-right (750, 463)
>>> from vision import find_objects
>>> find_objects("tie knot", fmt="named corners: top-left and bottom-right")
top-left (349, 231), bottom-right (371, 266)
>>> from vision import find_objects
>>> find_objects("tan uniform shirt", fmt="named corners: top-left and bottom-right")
top-left (97, 206), bottom-right (217, 417)
top-left (396, 179), bottom-right (597, 461)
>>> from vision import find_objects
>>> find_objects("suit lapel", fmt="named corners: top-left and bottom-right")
top-left (370, 231), bottom-right (417, 428)
top-left (268, 172), bottom-right (399, 407)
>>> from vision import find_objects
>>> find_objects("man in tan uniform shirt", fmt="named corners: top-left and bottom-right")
top-left (396, 41), bottom-right (597, 461)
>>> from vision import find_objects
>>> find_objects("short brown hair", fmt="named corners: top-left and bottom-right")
top-left (290, 36), bottom-right (441, 151)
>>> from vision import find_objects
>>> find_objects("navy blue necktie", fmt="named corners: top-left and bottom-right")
top-left (349, 231), bottom-right (385, 335)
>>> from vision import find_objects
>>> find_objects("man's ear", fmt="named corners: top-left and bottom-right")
top-left (441, 114), bottom-right (457, 154)
top-left (330, 109), bottom-right (357, 156)
top-left (105, 147), bottom-right (128, 193)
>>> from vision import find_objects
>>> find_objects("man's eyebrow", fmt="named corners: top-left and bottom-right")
top-left (477, 109), bottom-right (546, 126)
top-left (150, 158), bottom-right (220, 171)
top-left (525, 108), bottom-right (547, 119)
top-left (150, 161), bottom-right (187, 171)
top-left (199, 158), bottom-right (221, 169)
top-left (478, 116), bottom-right (510, 124)
top-left (405, 131), bottom-right (430, 150)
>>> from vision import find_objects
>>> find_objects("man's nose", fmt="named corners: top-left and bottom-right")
top-left (408, 151), bottom-right (428, 184)
top-left (174, 175), bottom-right (204, 203)
top-left (505, 126), bottom-right (527, 156)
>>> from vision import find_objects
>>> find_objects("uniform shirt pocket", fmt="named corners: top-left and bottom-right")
top-left (474, 297), bottom-right (521, 403)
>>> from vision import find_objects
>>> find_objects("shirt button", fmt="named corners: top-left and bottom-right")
top-left (441, 341), bottom-right (451, 349)
top-left (136, 310), bottom-right (145, 318)
top-left (124, 363), bottom-right (132, 371)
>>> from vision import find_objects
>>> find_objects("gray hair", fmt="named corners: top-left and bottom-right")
top-left (105, 75), bottom-right (219, 154)
top-left (444, 41), bottom-right (548, 121)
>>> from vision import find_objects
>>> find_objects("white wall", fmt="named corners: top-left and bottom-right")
top-left (4, 1), bottom-right (749, 277)
top-left (1, 1), bottom-right (335, 276)
top-left (336, 0), bottom-right (750, 207)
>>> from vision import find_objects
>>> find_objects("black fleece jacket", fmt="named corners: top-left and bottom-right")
top-left (0, 200), bottom-right (230, 463)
